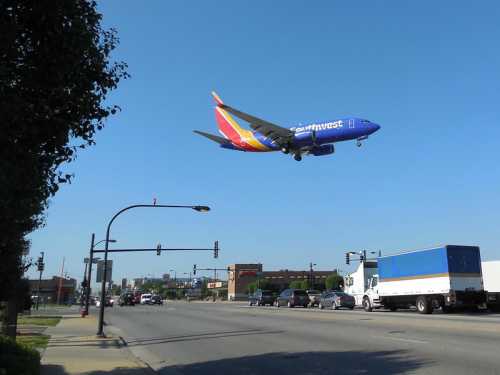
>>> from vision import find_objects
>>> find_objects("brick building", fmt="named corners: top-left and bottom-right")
top-left (28, 276), bottom-right (77, 304)
top-left (228, 263), bottom-right (337, 301)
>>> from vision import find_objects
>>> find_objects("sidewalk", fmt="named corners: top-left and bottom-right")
top-left (41, 313), bottom-right (153, 375)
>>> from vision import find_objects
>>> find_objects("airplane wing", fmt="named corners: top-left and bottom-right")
top-left (218, 103), bottom-right (294, 147)
top-left (194, 130), bottom-right (231, 145)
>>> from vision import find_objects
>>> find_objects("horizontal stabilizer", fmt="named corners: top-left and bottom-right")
top-left (194, 130), bottom-right (230, 145)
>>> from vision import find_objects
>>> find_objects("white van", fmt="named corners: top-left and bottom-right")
top-left (140, 293), bottom-right (152, 304)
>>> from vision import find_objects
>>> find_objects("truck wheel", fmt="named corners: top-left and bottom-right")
top-left (248, 301), bottom-right (253, 306)
top-left (287, 301), bottom-right (293, 308)
top-left (363, 297), bottom-right (372, 312)
top-left (319, 303), bottom-right (324, 310)
top-left (416, 296), bottom-right (433, 314)
top-left (332, 301), bottom-right (339, 310)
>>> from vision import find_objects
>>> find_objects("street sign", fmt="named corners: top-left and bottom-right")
top-left (84, 257), bottom-right (90, 264)
top-left (96, 260), bottom-right (113, 282)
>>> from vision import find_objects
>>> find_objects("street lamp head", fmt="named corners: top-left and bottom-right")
top-left (108, 239), bottom-right (117, 243)
top-left (192, 205), bottom-right (210, 213)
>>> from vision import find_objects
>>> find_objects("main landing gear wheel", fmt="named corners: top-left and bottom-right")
top-left (356, 140), bottom-right (362, 147)
top-left (294, 154), bottom-right (302, 161)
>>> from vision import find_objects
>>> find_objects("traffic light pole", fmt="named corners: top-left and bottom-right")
top-left (84, 234), bottom-right (95, 316)
top-left (35, 252), bottom-right (45, 310)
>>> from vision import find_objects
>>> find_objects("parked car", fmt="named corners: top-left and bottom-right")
top-left (118, 292), bottom-right (135, 306)
top-left (140, 293), bottom-right (152, 304)
top-left (319, 291), bottom-right (355, 310)
top-left (275, 289), bottom-right (310, 308)
top-left (151, 295), bottom-right (163, 305)
top-left (133, 292), bottom-right (141, 305)
top-left (306, 290), bottom-right (322, 307)
top-left (248, 290), bottom-right (275, 306)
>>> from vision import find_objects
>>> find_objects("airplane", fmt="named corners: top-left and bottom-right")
top-left (194, 92), bottom-right (381, 161)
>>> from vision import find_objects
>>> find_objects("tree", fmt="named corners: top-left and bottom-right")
top-left (246, 279), bottom-right (272, 294)
top-left (288, 280), bottom-right (303, 289)
top-left (325, 273), bottom-right (344, 291)
top-left (0, 0), bottom-right (128, 338)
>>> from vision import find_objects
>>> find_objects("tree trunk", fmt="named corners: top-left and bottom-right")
top-left (1, 299), bottom-right (18, 339)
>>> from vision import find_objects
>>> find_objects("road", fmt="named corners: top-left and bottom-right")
top-left (106, 301), bottom-right (500, 374)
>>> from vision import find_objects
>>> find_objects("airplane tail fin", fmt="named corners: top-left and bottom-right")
top-left (211, 91), bottom-right (224, 106)
top-left (211, 91), bottom-right (246, 142)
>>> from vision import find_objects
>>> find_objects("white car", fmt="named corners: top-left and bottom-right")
top-left (140, 293), bottom-right (152, 304)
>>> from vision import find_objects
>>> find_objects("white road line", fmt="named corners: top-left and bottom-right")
top-left (373, 335), bottom-right (428, 344)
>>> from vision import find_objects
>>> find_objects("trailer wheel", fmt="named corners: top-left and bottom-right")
top-left (416, 296), bottom-right (433, 314)
top-left (363, 297), bottom-right (372, 312)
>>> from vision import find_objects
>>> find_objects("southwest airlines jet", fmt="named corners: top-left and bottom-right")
top-left (194, 92), bottom-right (381, 161)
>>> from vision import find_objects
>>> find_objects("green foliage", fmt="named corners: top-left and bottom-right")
top-left (0, 0), bottom-right (129, 302)
top-left (325, 273), bottom-right (344, 290)
top-left (246, 279), bottom-right (273, 294)
top-left (289, 280), bottom-right (311, 289)
top-left (0, 335), bottom-right (40, 375)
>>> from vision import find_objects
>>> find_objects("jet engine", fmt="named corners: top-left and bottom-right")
top-left (310, 144), bottom-right (335, 156)
top-left (293, 131), bottom-right (317, 147)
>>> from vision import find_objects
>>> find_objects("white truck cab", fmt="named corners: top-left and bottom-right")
top-left (344, 260), bottom-right (378, 307)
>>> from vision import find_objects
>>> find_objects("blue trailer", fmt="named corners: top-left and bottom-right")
top-left (362, 245), bottom-right (486, 314)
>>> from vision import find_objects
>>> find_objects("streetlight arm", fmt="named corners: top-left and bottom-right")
top-left (97, 203), bottom-right (210, 336)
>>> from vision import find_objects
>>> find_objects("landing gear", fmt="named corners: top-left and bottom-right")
top-left (294, 154), bottom-right (302, 161)
top-left (356, 140), bottom-right (362, 147)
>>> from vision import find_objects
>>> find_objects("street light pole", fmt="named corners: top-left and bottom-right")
top-left (96, 204), bottom-right (210, 337)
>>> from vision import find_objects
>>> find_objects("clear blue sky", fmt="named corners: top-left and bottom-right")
top-left (27, 1), bottom-right (500, 284)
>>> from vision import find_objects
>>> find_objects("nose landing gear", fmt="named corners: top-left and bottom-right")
top-left (356, 140), bottom-right (362, 147)
top-left (294, 153), bottom-right (302, 161)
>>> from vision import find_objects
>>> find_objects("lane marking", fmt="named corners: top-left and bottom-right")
top-left (374, 335), bottom-right (428, 344)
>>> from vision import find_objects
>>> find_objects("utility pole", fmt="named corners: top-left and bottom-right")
top-left (56, 257), bottom-right (65, 305)
top-left (35, 252), bottom-right (45, 310)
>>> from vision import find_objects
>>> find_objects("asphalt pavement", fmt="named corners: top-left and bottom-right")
top-left (106, 301), bottom-right (500, 375)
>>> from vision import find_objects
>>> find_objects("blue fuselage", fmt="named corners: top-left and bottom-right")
top-left (252, 118), bottom-right (380, 150)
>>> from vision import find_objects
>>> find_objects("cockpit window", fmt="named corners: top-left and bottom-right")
top-left (361, 120), bottom-right (370, 123)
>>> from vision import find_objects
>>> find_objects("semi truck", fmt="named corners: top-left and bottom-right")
top-left (482, 260), bottom-right (500, 312)
top-left (347, 245), bottom-right (486, 314)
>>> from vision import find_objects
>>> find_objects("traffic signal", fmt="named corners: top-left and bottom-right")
top-left (156, 243), bottom-right (161, 256)
top-left (193, 264), bottom-right (197, 275)
top-left (345, 252), bottom-right (350, 265)
top-left (214, 240), bottom-right (219, 259)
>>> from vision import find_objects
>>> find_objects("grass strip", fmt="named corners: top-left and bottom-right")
top-left (17, 316), bottom-right (61, 326)
top-left (17, 334), bottom-right (50, 350)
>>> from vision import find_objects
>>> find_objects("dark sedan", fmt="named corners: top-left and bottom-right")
top-left (248, 290), bottom-right (275, 306)
top-left (319, 291), bottom-right (355, 310)
top-left (275, 289), bottom-right (310, 308)
top-left (118, 293), bottom-right (135, 306)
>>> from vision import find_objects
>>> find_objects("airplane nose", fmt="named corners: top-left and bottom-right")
top-left (372, 123), bottom-right (381, 133)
